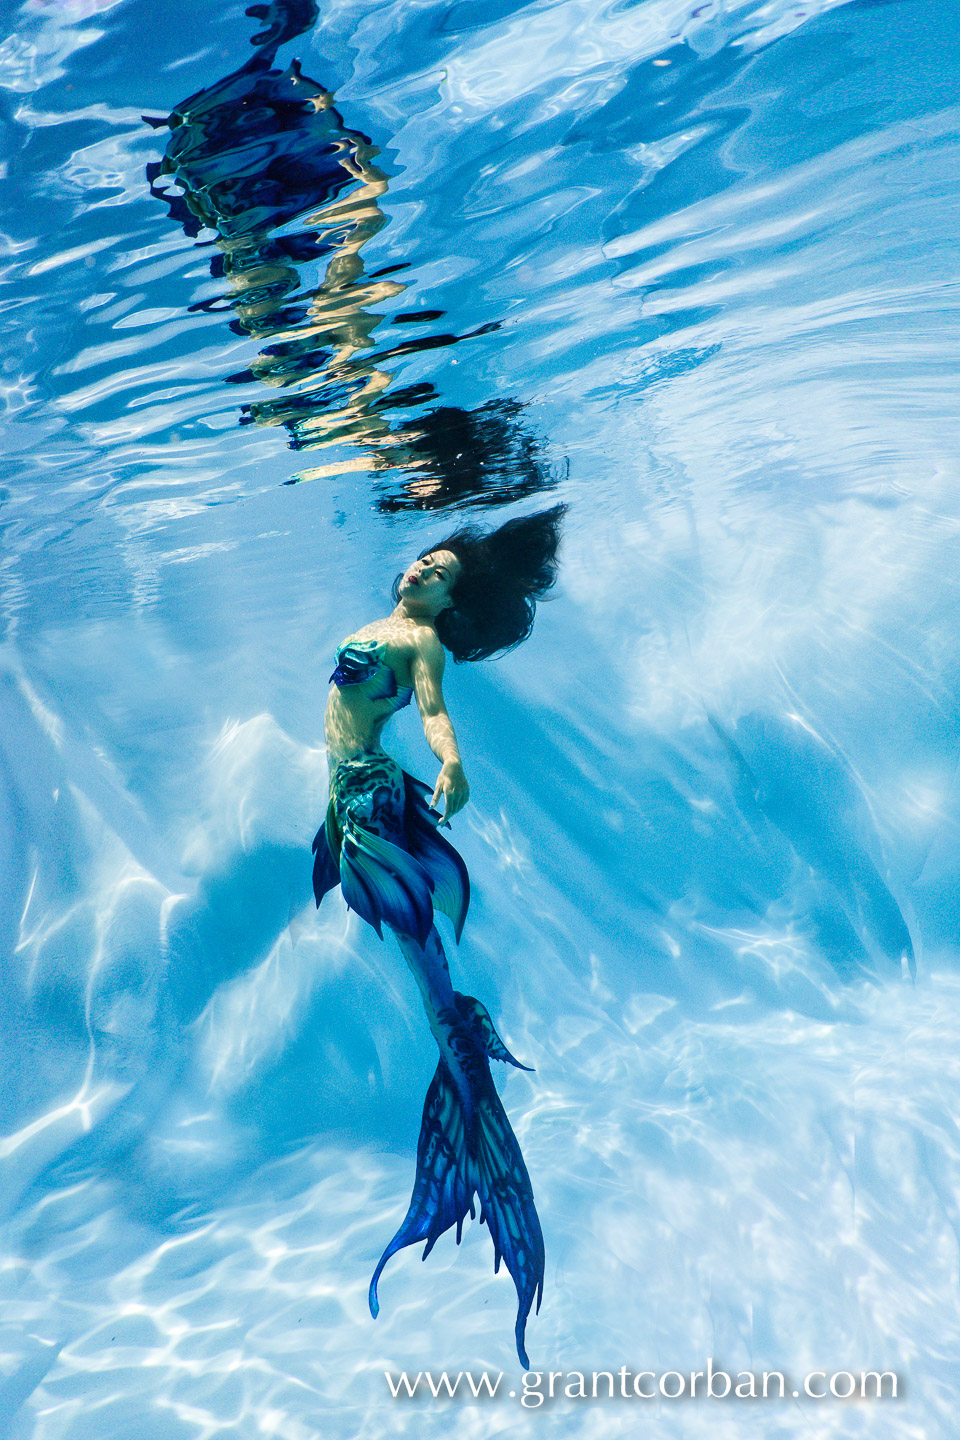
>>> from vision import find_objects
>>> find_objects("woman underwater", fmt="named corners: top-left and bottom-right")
top-left (312, 504), bottom-right (565, 1368)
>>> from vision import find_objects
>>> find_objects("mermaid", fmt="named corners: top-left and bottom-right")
top-left (313, 504), bottom-right (564, 1368)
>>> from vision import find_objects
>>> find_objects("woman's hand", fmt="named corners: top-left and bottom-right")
top-left (430, 759), bottom-right (470, 821)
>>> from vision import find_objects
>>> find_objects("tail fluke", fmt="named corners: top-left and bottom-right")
top-left (470, 1061), bottom-right (545, 1369)
top-left (369, 993), bottom-right (544, 1368)
top-left (368, 1059), bottom-right (475, 1310)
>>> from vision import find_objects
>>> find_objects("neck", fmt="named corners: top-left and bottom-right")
top-left (391, 600), bottom-right (440, 625)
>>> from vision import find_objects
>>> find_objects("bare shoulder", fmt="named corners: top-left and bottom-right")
top-left (411, 624), bottom-right (445, 669)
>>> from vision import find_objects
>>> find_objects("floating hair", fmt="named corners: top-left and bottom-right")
top-left (393, 504), bottom-right (566, 662)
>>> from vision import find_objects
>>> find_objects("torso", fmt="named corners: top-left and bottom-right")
top-left (324, 616), bottom-right (426, 764)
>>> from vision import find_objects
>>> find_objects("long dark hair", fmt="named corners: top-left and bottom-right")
top-left (393, 504), bottom-right (566, 662)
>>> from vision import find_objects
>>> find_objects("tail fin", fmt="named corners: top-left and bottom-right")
top-left (312, 776), bottom-right (469, 945)
top-left (403, 770), bottom-right (469, 941)
top-left (313, 799), bottom-right (436, 946)
top-left (369, 993), bottom-right (544, 1368)
top-left (340, 814), bottom-right (434, 946)
top-left (456, 993), bottom-right (534, 1072)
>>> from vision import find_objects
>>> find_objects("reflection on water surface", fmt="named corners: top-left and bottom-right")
top-left (145, 0), bottom-right (557, 511)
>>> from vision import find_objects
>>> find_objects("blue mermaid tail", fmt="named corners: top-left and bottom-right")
top-left (369, 989), bottom-right (544, 1369)
top-left (401, 772), bottom-right (471, 943)
top-left (312, 765), bottom-right (468, 945)
top-left (312, 752), bottom-right (543, 1366)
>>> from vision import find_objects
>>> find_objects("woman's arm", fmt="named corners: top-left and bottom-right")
top-left (410, 630), bottom-right (470, 819)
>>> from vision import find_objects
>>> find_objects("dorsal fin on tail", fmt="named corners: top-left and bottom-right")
top-left (456, 993), bottom-right (533, 1071)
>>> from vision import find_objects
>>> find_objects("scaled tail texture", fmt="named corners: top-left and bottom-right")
top-left (313, 757), bottom-right (541, 1364)
top-left (369, 992), bottom-right (544, 1369)
top-left (312, 769), bottom-right (469, 945)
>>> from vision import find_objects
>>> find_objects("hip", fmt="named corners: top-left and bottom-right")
top-left (328, 747), bottom-right (406, 841)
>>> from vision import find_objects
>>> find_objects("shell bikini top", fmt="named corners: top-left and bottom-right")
top-left (330, 638), bottom-right (413, 714)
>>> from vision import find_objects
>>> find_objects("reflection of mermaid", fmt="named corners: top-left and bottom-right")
top-left (313, 505), bottom-right (565, 1367)
top-left (146, 0), bottom-right (556, 511)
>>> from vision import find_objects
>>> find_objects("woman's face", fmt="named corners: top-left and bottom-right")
top-left (398, 549), bottom-right (461, 616)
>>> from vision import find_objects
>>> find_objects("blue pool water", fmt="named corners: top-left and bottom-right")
top-left (3, 0), bottom-right (960, 1433)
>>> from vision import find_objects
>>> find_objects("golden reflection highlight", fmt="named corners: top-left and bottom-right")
top-left (147, 1), bottom-right (556, 511)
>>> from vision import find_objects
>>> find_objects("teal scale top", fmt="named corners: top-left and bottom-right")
top-left (330, 639), bottom-right (413, 714)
